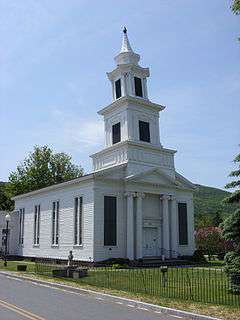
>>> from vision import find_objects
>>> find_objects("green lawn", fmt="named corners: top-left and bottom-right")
top-left (34, 262), bottom-right (239, 307)
top-left (0, 260), bottom-right (35, 272)
top-left (76, 267), bottom-right (239, 307)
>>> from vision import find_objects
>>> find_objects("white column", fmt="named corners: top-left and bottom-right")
top-left (125, 192), bottom-right (135, 260)
top-left (170, 196), bottom-right (178, 258)
top-left (136, 192), bottom-right (145, 259)
top-left (161, 195), bottom-right (170, 257)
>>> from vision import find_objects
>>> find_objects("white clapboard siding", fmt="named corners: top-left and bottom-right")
top-left (15, 180), bottom-right (94, 261)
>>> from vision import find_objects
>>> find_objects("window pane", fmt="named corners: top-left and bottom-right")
top-left (34, 206), bottom-right (37, 244)
top-left (56, 201), bottom-right (59, 245)
top-left (139, 120), bottom-right (150, 142)
top-left (52, 202), bottom-right (56, 244)
top-left (79, 197), bottom-right (83, 245)
top-left (74, 198), bottom-right (78, 245)
top-left (104, 196), bottom-right (117, 246)
top-left (134, 77), bottom-right (143, 97)
top-left (178, 203), bottom-right (188, 245)
top-left (115, 79), bottom-right (121, 99)
top-left (37, 205), bottom-right (40, 244)
top-left (112, 122), bottom-right (121, 144)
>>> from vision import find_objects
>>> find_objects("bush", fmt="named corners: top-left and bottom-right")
top-left (98, 258), bottom-right (130, 266)
top-left (192, 250), bottom-right (207, 263)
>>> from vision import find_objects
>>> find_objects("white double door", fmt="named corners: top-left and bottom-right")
top-left (143, 227), bottom-right (158, 257)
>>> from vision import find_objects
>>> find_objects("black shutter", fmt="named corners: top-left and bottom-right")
top-left (178, 203), bottom-right (188, 245)
top-left (115, 79), bottom-right (121, 99)
top-left (139, 121), bottom-right (150, 142)
top-left (104, 196), bottom-right (117, 246)
top-left (134, 77), bottom-right (143, 97)
top-left (112, 122), bottom-right (121, 144)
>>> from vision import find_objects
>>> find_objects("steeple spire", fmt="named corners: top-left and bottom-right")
top-left (120, 27), bottom-right (133, 53)
top-left (114, 27), bottom-right (140, 66)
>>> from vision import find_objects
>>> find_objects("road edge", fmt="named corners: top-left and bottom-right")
top-left (0, 271), bottom-right (221, 320)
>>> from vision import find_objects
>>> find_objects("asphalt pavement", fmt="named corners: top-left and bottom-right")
top-left (0, 273), bottom-right (187, 320)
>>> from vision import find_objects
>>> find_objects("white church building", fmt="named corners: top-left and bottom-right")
top-left (12, 29), bottom-right (196, 262)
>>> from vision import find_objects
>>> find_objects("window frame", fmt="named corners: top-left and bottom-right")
top-left (19, 208), bottom-right (25, 246)
top-left (73, 196), bottom-right (83, 246)
top-left (52, 200), bottom-right (60, 246)
top-left (139, 120), bottom-right (151, 143)
top-left (115, 78), bottom-right (122, 99)
top-left (134, 76), bottom-right (143, 97)
top-left (112, 122), bottom-right (121, 145)
top-left (33, 204), bottom-right (40, 246)
top-left (104, 195), bottom-right (117, 247)
top-left (177, 202), bottom-right (189, 246)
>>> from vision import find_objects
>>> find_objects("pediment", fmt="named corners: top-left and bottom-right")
top-left (125, 168), bottom-right (177, 187)
top-left (125, 168), bottom-right (196, 191)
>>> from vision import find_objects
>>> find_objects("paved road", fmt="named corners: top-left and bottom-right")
top-left (0, 273), bottom-right (187, 320)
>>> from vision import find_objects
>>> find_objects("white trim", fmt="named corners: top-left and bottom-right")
top-left (11, 174), bottom-right (93, 200)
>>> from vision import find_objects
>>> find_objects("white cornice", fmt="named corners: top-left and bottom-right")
top-left (11, 174), bottom-right (94, 201)
top-left (107, 64), bottom-right (149, 80)
top-left (98, 96), bottom-right (165, 116)
top-left (90, 140), bottom-right (176, 158)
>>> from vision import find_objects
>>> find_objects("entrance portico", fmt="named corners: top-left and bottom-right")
top-left (125, 191), bottom-right (179, 260)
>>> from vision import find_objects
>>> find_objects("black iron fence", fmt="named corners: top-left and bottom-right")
top-left (34, 261), bottom-right (240, 307)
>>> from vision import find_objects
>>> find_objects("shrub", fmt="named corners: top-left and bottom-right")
top-left (192, 250), bottom-right (207, 263)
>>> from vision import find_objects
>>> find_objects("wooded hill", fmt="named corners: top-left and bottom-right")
top-left (193, 184), bottom-right (238, 227)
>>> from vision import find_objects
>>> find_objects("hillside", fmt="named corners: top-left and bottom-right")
top-left (193, 184), bottom-right (238, 227)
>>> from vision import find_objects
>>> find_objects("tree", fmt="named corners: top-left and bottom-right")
top-left (232, 0), bottom-right (240, 14)
top-left (222, 209), bottom-right (240, 252)
top-left (224, 152), bottom-right (240, 204)
top-left (195, 227), bottom-right (233, 260)
top-left (0, 183), bottom-right (14, 211)
top-left (7, 146), bottom-right (84, 197)
top-left (232, 0), bottom-right (240, 41)
top-left (222, 209), bottom-right (240, 291)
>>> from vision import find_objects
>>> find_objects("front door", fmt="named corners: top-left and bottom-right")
top-left (143, 227), bottom-right (158, 257)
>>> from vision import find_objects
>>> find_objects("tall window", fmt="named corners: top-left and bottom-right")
top-left (112, 122), bottom-right (121, 144)
top-left (52, 201), bottom-right (59, 245)
top-left (104, 196), bottom-right (117, 246)
top-left (139, 120), bottom-right (150, 143)
top-left (134, 77), bottom-right (143, 97)
top-left (34, 205), bottom-right (40, 245)
top-left (178, 203), bottom-right (188, 245)
top-left (115, 79), bottom-right (121, 99)
top-left (19, 208), bottom-right (25, 245)
top-left (74, 197), bottom-right (83, 245)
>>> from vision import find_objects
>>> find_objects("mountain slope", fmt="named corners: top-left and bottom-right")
top-left (193, 184), bottom-right (238, 226)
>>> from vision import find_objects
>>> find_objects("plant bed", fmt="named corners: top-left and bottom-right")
top-left (52, 269), bottom-right (68, 278)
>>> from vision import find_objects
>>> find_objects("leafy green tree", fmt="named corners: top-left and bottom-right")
top-left (0, 183), bottom-right (14, 211)
top-left (232, 0), bottom-right (240, 14)
top-left (7, 146), bottom-right (84, 197)
top-left (222, 209), bottom-right (240, 252)
top-left (224, 152), bottom-right (240, 204)
top-left (232, 0), bottom-right (240, 41)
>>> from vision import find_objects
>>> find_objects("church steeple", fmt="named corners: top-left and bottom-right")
top-left (114, 28), bottom-right (140, 66)
top-left (121, 27), bottom-right (133, 52)
top-left (108, 28), bottom-right (149, 101)
top-left (91, 29), bottom-right (168, 172)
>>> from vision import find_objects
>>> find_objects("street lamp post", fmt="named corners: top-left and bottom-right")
top-left (4, 214), bottom-right (11, 267)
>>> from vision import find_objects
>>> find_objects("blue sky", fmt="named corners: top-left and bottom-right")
top-left (0, 0), bottom-right (239, 189)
